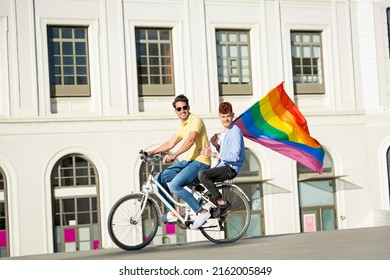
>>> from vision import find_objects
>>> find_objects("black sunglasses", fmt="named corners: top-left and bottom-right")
top-left (175, 105), bottom-right (188, 112)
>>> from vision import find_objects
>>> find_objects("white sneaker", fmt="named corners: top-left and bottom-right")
top-left (190, 210), bottom-right (211, 230)
top-left (162, 212), bottom-right (178, 223)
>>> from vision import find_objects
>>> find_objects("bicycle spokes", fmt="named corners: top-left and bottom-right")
top-left (200, 185), bottom-right (250, 244)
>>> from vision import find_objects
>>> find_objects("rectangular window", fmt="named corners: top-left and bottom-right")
top-left (54, 196), bottom-right (99, 252)
top-left (290, 31), bottom-right (325, 95)
top-left (135, 28), bottom-right (174, 97)
top-left (47, 26), bottom-right (91, 98)
top-left (216, 29), bottom-right (252, 96)
top-left (54, 196), bottom-right (97, 226)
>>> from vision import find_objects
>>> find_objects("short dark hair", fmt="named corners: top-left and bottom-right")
top-left (172, 94), bottom-right (189, 108)
top-left (219, 102), bottom-right (233, 114)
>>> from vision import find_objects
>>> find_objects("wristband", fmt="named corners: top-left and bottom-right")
top-left (213, 152), bottom-right (217, 158)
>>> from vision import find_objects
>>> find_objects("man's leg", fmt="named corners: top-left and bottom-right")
top-left (155, 161), bottom-right (188, 211)
top-left (198, 165), bottom-right (236, 200)
top-left (198, 166), bottom-right (233, 200)
top-left (198, 165), bottom-right (236, 218)
top-left (168, 160), bottom-right (209, 213)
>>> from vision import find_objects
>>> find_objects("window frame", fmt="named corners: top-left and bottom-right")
top-left (290, 30), bottom-right (325, 95)
top-left (51, 154), bottom-right (101, 253)
top-left (135, 27), bottom-right (175, 97)
top-left (52, 154), bottom-right (96, 189)
top-left (47, 25), bottom-right (91, 98)
top-left (215, 29), bottom-right (253, 96)
top-left (297, 150), bottom-right (338, 232)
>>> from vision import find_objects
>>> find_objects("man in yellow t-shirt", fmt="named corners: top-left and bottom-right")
top-left (147, 94), bottom-right (211, 226)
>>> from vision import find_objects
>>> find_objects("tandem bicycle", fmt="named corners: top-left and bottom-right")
top-left (107, 150), bottom-right (251, 250)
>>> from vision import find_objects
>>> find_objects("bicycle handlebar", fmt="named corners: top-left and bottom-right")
top-left (139, 149), bottom-right (163, 163)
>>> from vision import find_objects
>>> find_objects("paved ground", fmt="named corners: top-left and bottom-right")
top-left (7, 225), bottom-right (390, 260)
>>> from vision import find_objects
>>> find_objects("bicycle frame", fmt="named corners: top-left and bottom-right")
top-left (142, 173), bottom-right (193, 224)
top-left (136, 154), bottom-right (197, 225)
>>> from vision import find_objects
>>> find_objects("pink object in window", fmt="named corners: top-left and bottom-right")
top-left (64, 228), bottom-right (76, 242)
top-left (166, 224), bottom-right (176, 235)
top-left (304, 214), bottom-right (316, 232)
top-left (0, 230), bottom-right (6, 247)
top-left (93, 240), bottom-right (99, 250)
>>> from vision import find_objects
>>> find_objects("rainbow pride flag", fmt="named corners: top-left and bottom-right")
top-left (234, 82), bottom-right (324, 173)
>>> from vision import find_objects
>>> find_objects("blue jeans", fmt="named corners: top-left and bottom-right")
top-left (155, 160), bottom-right (210, 213)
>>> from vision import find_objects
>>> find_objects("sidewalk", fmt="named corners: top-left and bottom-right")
top-left (6, 225), bottom-right (390, 260)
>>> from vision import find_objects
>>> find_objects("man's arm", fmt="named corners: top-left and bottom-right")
top-left (147, 135), bottom-right (182, 156)
top-left (174, 130), bottom-right (197, 158)
top-left (153, 131), bottom-right (198, 164)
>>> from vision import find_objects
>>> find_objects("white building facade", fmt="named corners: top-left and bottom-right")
top-left (1, 0), bottom-right (390, 257)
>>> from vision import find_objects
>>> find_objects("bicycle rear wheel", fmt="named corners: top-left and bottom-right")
top-left (107, 193), bottom-right (159, 250)
top-left (200, 184), bottom-right (250, 244)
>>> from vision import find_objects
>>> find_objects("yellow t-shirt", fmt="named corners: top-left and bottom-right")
top-left (176, 114), bottom-right (211, 166)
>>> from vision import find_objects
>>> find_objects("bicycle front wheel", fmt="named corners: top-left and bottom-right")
top-left (107, 193), bottom-right (159, 250)
top-left (200, 184), bottom-right (250, 244)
